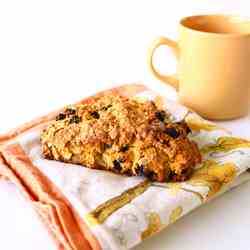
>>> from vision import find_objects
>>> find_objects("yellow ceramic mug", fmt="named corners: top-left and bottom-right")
top-left (148, 15), bottom-right (250, 120)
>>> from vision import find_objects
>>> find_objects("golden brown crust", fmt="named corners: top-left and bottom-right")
top-left (41, 95), bottom-right (201, 182)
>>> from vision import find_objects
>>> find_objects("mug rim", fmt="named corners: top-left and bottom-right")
top-left (180, 14), bottom-right (250, 37)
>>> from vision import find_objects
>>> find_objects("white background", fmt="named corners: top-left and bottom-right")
top-left (0, 1), bottom-right (250, 249)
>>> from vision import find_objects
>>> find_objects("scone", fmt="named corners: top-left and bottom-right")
top-left (41, 95), bottom-right (201, 182)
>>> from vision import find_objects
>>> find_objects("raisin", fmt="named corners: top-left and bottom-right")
top-left (65, 107), bottom-right (76, 115)
top-left (90, 111), bottom-right (100, 119)
top-left (104, 143), bottom-right (112, 150)
top-left (146, 170), bottom-right (157, 181)
top-left (169, 168), bottom-right (192, 182)
top-left (56, 113), bottom-right (66, 121)
top-left (119, 145), bottom-right (129, 152)
top-left (102, 104), bottom-right (112, 111)
top-left (168, 171), bottom-right (176, 181)
top-left (135, 164), bottom-right (144, 176)
top-left (113, 160), bottom-right (122, 172)
top-left (125, 169), bottom-right (133, 176)
top-left (164, 128), bottom-right (180, 138)
top-left (176, 121), bottom-right (192, 134)
top-left (185, 125), bottom-right (192, 134)
top-left (69, 115), bottom-right (81, 124)
top-left (165, 168), bottom-right (171, 181)
top-left (155, 110), bottom-right (166, 122)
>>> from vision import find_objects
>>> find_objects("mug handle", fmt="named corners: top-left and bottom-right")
top-left (148, 37), bottom-right (179, 90)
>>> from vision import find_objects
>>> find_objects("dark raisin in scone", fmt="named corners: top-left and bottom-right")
top-left (41, 95), bottom-right (201, 182)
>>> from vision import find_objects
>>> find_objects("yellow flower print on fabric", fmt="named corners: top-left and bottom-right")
top-left (141, 207), bottom-right (183, 240)
top-left (187, 160), bottom-right (237, 199)
top-left (201, 137), bottom-right (250, 155)
top-left (185, 115), bottom-right (224, 132)
top-left (169, 206), bottom-right (183, 224)
top-left (141, 212), bottom-right (164, 240)
top-left (165, 183), bottom-right (182, 195)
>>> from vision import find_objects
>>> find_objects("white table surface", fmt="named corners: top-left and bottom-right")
top-left (0, 1), bottom-right (250, 249)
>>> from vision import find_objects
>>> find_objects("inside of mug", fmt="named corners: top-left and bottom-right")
top-left (181, 15), bottom-right (250, 34)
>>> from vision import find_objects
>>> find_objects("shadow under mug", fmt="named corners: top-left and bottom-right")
top-left (148, 14), bottom-right (250, 120)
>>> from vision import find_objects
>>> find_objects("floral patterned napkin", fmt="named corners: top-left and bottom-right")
top-left (1, 84), bottom-right (250, 250)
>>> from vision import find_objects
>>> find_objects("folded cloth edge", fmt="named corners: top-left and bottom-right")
top-left (0, 83), bottom-right (146, 250)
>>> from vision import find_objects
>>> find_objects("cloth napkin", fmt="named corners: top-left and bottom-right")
top-left (0, 84), bottom-right (250, 250)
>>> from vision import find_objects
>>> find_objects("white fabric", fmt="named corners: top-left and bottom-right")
top-left (10, 90), bottom-right (250, 250)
